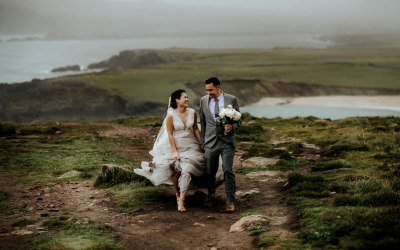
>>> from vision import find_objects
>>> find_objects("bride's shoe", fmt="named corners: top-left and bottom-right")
top-left (177, 199), bottom-right (186, 212)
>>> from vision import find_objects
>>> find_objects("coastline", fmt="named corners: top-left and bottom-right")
top-left (249, 95), bottom-right (400, 111)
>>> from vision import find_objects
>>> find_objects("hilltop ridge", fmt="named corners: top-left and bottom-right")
top-left (1, 48), bottom-right (400, 122)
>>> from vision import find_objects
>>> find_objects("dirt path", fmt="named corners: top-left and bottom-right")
top-left (0, 124), bottom-right (301, 249)
top-left (0, 160), bottom-right (297, 249)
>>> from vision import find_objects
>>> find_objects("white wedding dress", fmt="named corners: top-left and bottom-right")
top-left (134, 108), bottom-right (222, 190)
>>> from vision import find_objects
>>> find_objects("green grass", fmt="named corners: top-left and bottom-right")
top-left (276, 116), bottom-right (400, 249)
top-left (0, 191), bottom-right (19, 214)
top-left (113, 185), bottom-right (170, 213)
top-left (12, 218), bottom-right (37, 227)
top-left (33, 219), bottom-right (122, 250)
top-left (2, 114), bottom-right (400, 249)
top-left (55, 47), bottom-right (400, 105)
top-left (256, 234), bottom-right (278, 248)
top-left (0, 120), bottom-right (152, 184)
top-left (311, 159), bottom-right (352, 172)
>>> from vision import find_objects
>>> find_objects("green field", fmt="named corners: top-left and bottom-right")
top-left (56, 46), bottom-right (400, 104)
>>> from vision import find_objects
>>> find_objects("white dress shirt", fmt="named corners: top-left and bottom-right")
top-left (209, 93), bottom-right (224, 120)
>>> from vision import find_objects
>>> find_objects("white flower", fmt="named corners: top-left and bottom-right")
top-left (232, 110), bottom-right (241, 121)
top-left (218, 105), bottom-right (241, 122)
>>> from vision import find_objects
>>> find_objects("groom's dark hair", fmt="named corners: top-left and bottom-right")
top-left (205, 77), bottom-right (220, 86)
top-left (170, 89), bottom-right (186, 109)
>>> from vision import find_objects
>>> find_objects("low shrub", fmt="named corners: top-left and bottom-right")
top-left (311, 159), bottom-right (352, 172)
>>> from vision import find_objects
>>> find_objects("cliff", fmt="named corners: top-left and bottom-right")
top-left (1, 77), bottom-right (399, 122)
top-left (87, 49), bottom-right (192, 69)
top-left (186, 78), bottom-right (400, 106)
top-left (0, 80), bottom-right (165, 122)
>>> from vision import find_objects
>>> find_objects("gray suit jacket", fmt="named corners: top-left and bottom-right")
top-left (199, 93), bottom-right (240, 148)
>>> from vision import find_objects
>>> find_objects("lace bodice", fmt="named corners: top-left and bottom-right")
top-left (170, 108), bottom-right (195, 134)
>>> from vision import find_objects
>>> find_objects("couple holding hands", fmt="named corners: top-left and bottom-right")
top-left (134, 77), bottom-right (241, 213)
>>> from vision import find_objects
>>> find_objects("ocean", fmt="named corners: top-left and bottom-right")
top-left (1, 34), bottom-right (399, 119)
top-left (0, 34), bottom-right (327, 84)
top-left (241, 96), bottom-right (400, 120)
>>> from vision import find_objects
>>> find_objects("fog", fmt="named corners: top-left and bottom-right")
top-left (0, 0), bottom-right (399, 39)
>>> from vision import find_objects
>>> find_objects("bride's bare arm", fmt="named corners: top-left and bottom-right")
top-left (166, 115), bottom-right (179, 159)
top-left (192, 113), bottom-right (201, 143)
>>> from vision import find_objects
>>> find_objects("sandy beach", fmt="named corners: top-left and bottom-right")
top-left (252, 95), bottom-right (400, 111)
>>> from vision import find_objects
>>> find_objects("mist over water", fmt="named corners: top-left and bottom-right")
top-left (1, 0), bottom-right (399, 84)
top-left (0, 34), bottom-right (327, 84)
top-left (1, 0), bottom-right (399, 39)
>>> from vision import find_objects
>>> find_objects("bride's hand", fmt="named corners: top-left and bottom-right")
top-left (173, 151), bottom-right (179, 160)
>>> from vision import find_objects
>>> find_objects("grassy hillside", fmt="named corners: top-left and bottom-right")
top-left (2, 43), bottom-right (400, 122)
top-left (1, 115), bottom-right (399, 249)
top-left (60, 47), bottom-right (400, 103)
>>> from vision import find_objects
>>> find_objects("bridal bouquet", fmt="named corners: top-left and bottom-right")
top-left (217, 104), bottom-right (241, 134)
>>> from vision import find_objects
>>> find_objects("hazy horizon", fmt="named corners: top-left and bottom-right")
top-left (1, 0), bottom-right (400, 40)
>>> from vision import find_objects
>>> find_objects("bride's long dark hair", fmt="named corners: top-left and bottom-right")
top-left (170, 89), bottom-right (186, 109)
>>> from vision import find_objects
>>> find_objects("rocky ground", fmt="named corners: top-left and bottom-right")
top-left (0, 123), bottom-right (323, 250)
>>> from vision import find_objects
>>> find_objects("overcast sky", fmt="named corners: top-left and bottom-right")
top-left (1, 0), bottom-right (399, 39)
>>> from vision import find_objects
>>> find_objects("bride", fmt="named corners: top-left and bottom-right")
top-left (134, 89), bottom-right (222, 212)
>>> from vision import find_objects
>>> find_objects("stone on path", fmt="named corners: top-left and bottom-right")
top-left (246, 171), bottom-right (282, 178)
top-left (229, 215), bottom-right (269, 232)
top-left (241, 157), bottom-right (279, 168)
top-left (236, 189), bottom-right (260, 198)
top-left (58, 170), bottom-right (81, 179)
top-left (11, 229), bottom-right (34, 235)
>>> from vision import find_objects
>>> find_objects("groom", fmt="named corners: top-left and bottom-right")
top-left (199, 77), bottom-right (240, 213)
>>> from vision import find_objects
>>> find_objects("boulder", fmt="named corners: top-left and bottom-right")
top-left (51, 64), bottom-right (81, 72)
top-left (230, 215), bottom-right (269, 232)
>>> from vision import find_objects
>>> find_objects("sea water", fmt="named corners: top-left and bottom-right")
top-left (0, 34), bottom-right (327, 84)
top-left (2, 35), bottom-right (399, 119)
top-left (242, 102), bottom-right (400, 120)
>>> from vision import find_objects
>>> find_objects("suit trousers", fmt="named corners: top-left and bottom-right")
top-left (205, 139), bottom-right (236, 204)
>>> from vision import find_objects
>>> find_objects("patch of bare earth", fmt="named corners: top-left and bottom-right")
top-left (0, 125), bottom-right (313, 250)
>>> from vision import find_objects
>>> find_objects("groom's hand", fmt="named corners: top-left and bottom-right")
top-left (224, 124), bottom-right (233, 133)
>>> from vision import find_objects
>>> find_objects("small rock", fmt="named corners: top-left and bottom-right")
top-left (242, 157), bottom-right (279, 168)
top-left (236, 189), bottom-right (260, 198)
top-left (193, 222), bottom-right (206, 227)
top-left (12, 229), bottom-right (33, 235)
top-left (230, 215), bottom-right (269, 232)
top-left (58, 170), bottom-right (81, 179)
top-left (246, 171), bottom-right (282, 178)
